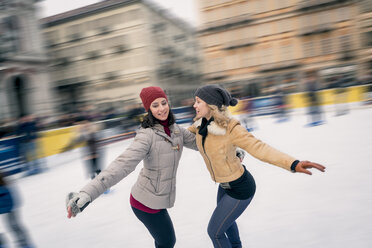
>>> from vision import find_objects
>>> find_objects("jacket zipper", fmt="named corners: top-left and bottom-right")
top-left (202, 139), bottom-right (216, 182)
top-left (170, 131), bottom-right (176, 206)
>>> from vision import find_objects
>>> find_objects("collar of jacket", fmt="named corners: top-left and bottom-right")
top-left (192, 118), bottom-right (226, 136)
top-left (151, 124), bottom-right (177, 143)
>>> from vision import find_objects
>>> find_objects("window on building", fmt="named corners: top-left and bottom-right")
top-left (278, 18), bottom-right (293, 33)
top-left (2, 16), bottom-right (21, 53)
top-left (44, 30), bottom-right (59, 46)
top-left (213, 6), bottom-right (225, 21)
top-left (274, 0), bottom-right (289, 10)
top-left (300, 14), bottom-right (312, 31)
top-left (174, 34), bottom-right (186, 42)
top-left (236, 1), bottom-right (250, 16)
top-left (321, 36), bottom-right (333, 55)
top-left (152, 23), bottom-right (166, 33)
top-left (257, 0), bottom-right (267, 13)
top-left (363, 31), bottom-right (372, 47)
top-left (339, 35), bottom-right (352, 50)
top-left (241, 50), bottom-right (250, 67)
top-left (281, 43), bottom-right (293, 61)
top-left (360, 0), bottom-right (372, 13)
top-left (261, 45), bottom-right (273, 64)
top-left (66, 24), bottom-right (83, 41)
top-left (338, 7), bottom-right (352, 22)
top-left (251, 49), bottom-right (259, 66)
top-left (258, 22), bottom-right (270, 37)
top-left (303, 39), bottom-right (314, 57)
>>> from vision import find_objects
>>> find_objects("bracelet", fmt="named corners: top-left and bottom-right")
top-left (290, 160), bottom-right (299, 173)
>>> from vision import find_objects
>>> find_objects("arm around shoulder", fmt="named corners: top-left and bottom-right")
top-left (181, 126), bottom-right (198, 151)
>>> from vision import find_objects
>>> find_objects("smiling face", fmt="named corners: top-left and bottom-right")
top-left (149, 97), bottom-right (169, 121)
top-left (193, 96), bottom-right (211, 119)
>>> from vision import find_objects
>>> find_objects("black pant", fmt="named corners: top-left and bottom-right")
top-left (131, 207), bottom-right (176, 248)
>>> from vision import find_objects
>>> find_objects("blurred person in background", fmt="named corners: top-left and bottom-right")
top-left (61, 118), bottom-right (103, 179)
top-left (0, 119), bottom-right (16, 139)
top-left (240, 97), bottom-right (256, 132)
top-left (0, 173), bottom-right (34, 248)
top-left (240, 83), bottom-right (259, 132)
top-left (125, 103), bottom-right (145, 131)
top-left (16, 114), bottom-right (44, 176)
top-left (331, 75), bottom-right (349, 116)
top-left (273, 85), bottom-right (289, 123)
top-left (189, 84), bottom-right (326, 248)
top-left (305, 72), bottom-right (325, 127)
top-left (65, 86), bottom-right (197, 248)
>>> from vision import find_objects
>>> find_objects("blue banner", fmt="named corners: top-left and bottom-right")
top-left (252, 96), bottom-right (281, 116)
top-left (0, 136), bottom-right (23, 176)
top-left (172, 106), bottom-right (195, 124)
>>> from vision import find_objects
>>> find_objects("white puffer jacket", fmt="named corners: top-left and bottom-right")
top-left (80, 123), bottom-right (197, 209)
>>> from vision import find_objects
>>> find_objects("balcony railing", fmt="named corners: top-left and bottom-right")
top-left (223, 38), bottom-right (256, 50)
top-left (297, 0), bottom-right (352, 11)
top-left (200, 13), bottom-right (253, 33)
top-left (258, 60), bottom-right (301, 73)
top-left (205, 71), bottom-right (228, 81)
top-left (297, 23), bottom-right (335, 36)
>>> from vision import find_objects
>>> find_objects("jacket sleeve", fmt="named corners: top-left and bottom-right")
top-left (187, 125), bottom-right (197, 134)
top-left (230, 124), bottom-right (296, 171)
top-left (80, 129), bottom-right (151, 201)
top-left (181, 127), bottom-right (198, 151)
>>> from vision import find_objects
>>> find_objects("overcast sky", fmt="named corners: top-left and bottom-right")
top-left (37, 0), bottom-right (199, 26)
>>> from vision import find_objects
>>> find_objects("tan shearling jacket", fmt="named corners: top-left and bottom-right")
top-left (188, 118), bottom-right (296, 183)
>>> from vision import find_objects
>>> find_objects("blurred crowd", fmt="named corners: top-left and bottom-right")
top-left (1, 71), bottom-right (372, 141)
top-left (0, 103), bottom-right (146, 140)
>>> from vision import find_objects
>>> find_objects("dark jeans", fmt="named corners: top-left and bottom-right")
top-left (132, 207), bottom-right (176, 248)
top-left (208, 186), bottom-right (253, 248)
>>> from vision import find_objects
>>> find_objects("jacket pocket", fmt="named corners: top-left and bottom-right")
top-left (141, 168), bottom-right (159, 192)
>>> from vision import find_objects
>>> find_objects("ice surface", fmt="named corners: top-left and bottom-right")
top-left (1, 106), bottom-right (372, 248)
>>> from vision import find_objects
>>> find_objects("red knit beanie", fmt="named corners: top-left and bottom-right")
top-left (140, 86), bottom-right (168, 111)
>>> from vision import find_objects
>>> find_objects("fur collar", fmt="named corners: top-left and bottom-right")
top-left (193, 118), bottom-right (226, 136)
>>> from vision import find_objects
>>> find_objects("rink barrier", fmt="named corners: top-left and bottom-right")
top-left (229, 84), bottom-right (370, 115)
top-left (38, 126), bottom-right (136, 158)
top-left (0, 136), bottom-right (23, 176)
top-left (38, 126), bottom-right (80, 158)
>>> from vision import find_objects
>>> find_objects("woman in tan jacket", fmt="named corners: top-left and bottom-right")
top-left (188, 84), bottom-right (326, 248)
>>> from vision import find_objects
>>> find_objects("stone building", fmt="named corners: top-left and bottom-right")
top-left (197, 0), bottom-right (371, 97)
top-left (41, 0), bottom-right (201, 114)
top-left (0, 0), bottom-right (54, 119)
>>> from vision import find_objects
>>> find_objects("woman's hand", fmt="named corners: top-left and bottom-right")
top-left (296, 161), bottom-right (326, 175)
top-left (66, 192), bottom-right (91, 218)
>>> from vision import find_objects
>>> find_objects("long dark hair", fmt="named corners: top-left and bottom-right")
top-left (141, 109), bottom-right (176, 128)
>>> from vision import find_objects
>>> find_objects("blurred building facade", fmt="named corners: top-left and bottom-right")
top-left (197, 0), bottom-right (372, 98)
top-left (0, 0), bottom-right (54, 119)
top-left (41, 0), bottom-right (202, 114)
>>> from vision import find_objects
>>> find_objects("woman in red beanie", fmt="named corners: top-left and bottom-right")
top-left (65, 86), bottom-right (197, 248)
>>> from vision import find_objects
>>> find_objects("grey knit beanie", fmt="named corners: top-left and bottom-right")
top-left (194, 84), bottom-right (238, 108)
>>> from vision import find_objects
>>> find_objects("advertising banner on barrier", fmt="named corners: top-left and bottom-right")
top-left (0, 136), bottom-right (23, 176)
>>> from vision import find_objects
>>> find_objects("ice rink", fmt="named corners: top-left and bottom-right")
top-left (1, 106), bottom-right (372, 248)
